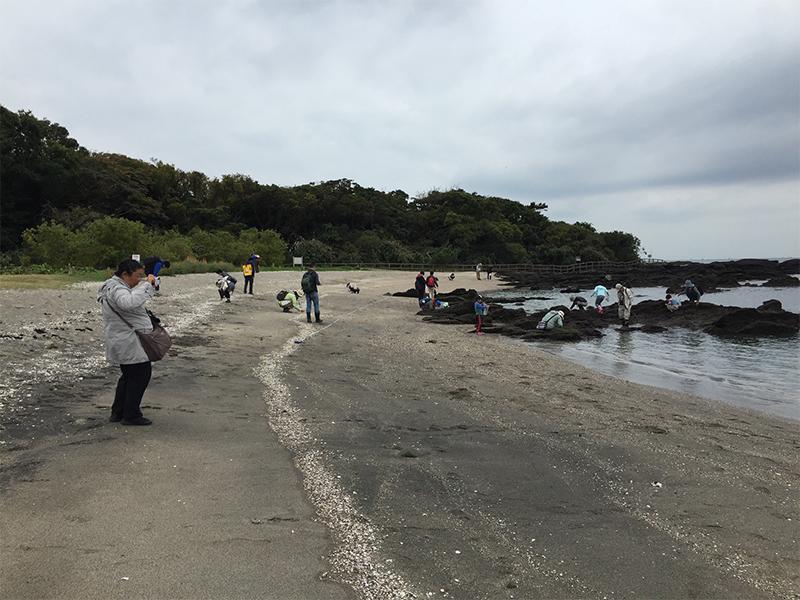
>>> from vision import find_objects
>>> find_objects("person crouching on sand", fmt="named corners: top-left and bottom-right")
top-left (615, 283), bottom-right (633, 327)
top-left (216, 270), bottom-right (237, 302)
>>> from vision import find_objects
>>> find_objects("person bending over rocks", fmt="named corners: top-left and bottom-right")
top-left (569, 295), bottom-right (588, 310)
top-left (537, 309), bottom-right (565, 330)
top-left (590, 283), bottom-right (610, 313)
top-left (665, 293), bottom-right (681, 312)
top-left (678, 279), bottom-right (702, 303)
top-left (97, 259), bottom-right (157, 426)
top-left (615, 283), bottom-right (633, 327)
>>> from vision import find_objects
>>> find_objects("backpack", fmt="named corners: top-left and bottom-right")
top-left (426, 275), bottom-right (436, 288)
top-left (242, 263), bottom-right (253, 276)
top-left (301, 271), bottom-right (315, 293)
top-left (276, 290), bottom-right (287, 301)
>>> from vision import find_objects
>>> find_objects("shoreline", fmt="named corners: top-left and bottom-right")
top-left (283, 277), bottom-right (797, 597)
top-left (1, 271), bottom-right (797, 598)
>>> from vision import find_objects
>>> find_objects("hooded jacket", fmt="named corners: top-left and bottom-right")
top-left (97, 275), bottom-right (155, 365)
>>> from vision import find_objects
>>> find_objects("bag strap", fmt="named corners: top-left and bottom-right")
top-left (102, 296), bottom-right (137, 330)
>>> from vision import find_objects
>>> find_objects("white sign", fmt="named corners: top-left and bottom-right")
top-left (292, 256), bottom-right (303, 266)
top-left (132, 254), bottom-right (141, 262)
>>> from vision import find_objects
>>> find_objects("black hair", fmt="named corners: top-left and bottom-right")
top-left (215, 269), bottom-right (224, 275)
top-left (163, 260), bottom-right (171, 268)
top-left (115, 259), bottom-right (144, 277)
top-left (429, 271), bottom-right (435, 275)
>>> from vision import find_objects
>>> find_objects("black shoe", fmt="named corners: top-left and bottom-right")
top-left (109, 414), bottom-right (122, 423)
top-left (306, 315), bottom-right (312, 323)
top-left (315, 313), bottom-right (322, 323)
top-left (121, 416), bottom-right (152, 426)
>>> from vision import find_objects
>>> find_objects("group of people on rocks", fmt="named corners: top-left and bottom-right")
top-left (562, 279), bottom-right (704, 328)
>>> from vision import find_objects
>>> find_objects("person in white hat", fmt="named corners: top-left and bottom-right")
top-left (615, 283), bottom-right (633, 327)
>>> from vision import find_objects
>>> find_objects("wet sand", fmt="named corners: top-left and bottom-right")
top-left (1, 271), bottom-right (797, 599)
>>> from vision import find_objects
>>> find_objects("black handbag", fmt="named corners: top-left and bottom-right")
top-left (105, 300), bottom-right (172, 362)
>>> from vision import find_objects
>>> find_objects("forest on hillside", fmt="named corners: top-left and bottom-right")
top-left (0, 106), bottom-right (641, 269)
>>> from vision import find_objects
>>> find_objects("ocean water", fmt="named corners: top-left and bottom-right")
top-left (493, 281), bottom-right (800, 420)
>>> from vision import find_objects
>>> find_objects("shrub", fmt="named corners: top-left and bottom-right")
top-left (74, 217), bottom-right (147, 268)
top-left (21, 221), bottom-right (80, 268)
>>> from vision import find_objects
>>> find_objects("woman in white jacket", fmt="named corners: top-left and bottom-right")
top-left (97, 259), bottom-right (156, 425)
top-left (615, 283), bottom-right (633, 328)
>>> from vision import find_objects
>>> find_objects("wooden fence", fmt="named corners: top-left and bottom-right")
top-left (310, 259), bottom-right (666, 273)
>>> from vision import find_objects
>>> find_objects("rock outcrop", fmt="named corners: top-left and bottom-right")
top-left (410, 290), bottom-right (799, 342)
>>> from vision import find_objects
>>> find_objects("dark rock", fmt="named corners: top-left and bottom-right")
top-left (707, 307), bottom-right (799, 337)
top-left (560, 288), bottom-right (582, 293)
top-left (640, 325), bottom-right (668, 333)
top-left (762, 276), bottom-right (800, 287)
top-left (392, 288), bottom-right (418, 297)
top-left (779, 258), bottom-right (800, 273)
top-left (757, 299), bottom-right (783, 313)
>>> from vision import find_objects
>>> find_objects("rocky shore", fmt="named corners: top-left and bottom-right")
top-left (499, 258), bottom-right (800, 291)
top-left (413, 288), bottom-right (800, 342)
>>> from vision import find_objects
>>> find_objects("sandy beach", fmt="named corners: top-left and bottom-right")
top-left (1, 270), bottom-right (797, 599)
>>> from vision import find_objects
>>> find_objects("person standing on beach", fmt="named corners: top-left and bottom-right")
top-left (615, 283), bottom-right (633, 327)
top-left (301, 264), bottom-right (322, 323)
top-left (486, 265), bottom-right (493, 280)
top-left (590, 283), bottom-right (610, 313)
top-left (475, 263), bottom-right (483, 280)
top-left (242, 254), bottom-right (260, 295)
top-left (415, 271), bottom-right (426, 302)
top-left (97, 259), bottom-right (157, 426)
top-left (474, 296), bottom-right (488, 335)
top-left (426, 271), bottom-right (439, 305)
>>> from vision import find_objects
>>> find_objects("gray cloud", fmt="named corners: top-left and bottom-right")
top-left (1, 0), bottom-right (798, 259)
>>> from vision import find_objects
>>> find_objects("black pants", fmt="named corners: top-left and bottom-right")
top-left (244, 276), bottom-right (254, 294)
top-left (218, 288), bottom-right (231, 301)
top-left (112, 362), bottom-right (152, 420)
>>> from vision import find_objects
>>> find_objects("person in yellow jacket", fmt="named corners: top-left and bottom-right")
top-left (241, 257), bottom-right (257, 294)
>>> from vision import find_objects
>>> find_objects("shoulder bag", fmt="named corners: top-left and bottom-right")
top-left (105, 299), bottom-right (172, 362)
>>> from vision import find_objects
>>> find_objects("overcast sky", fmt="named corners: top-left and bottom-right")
top-left (2, 0), bottom-right (798, 259)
